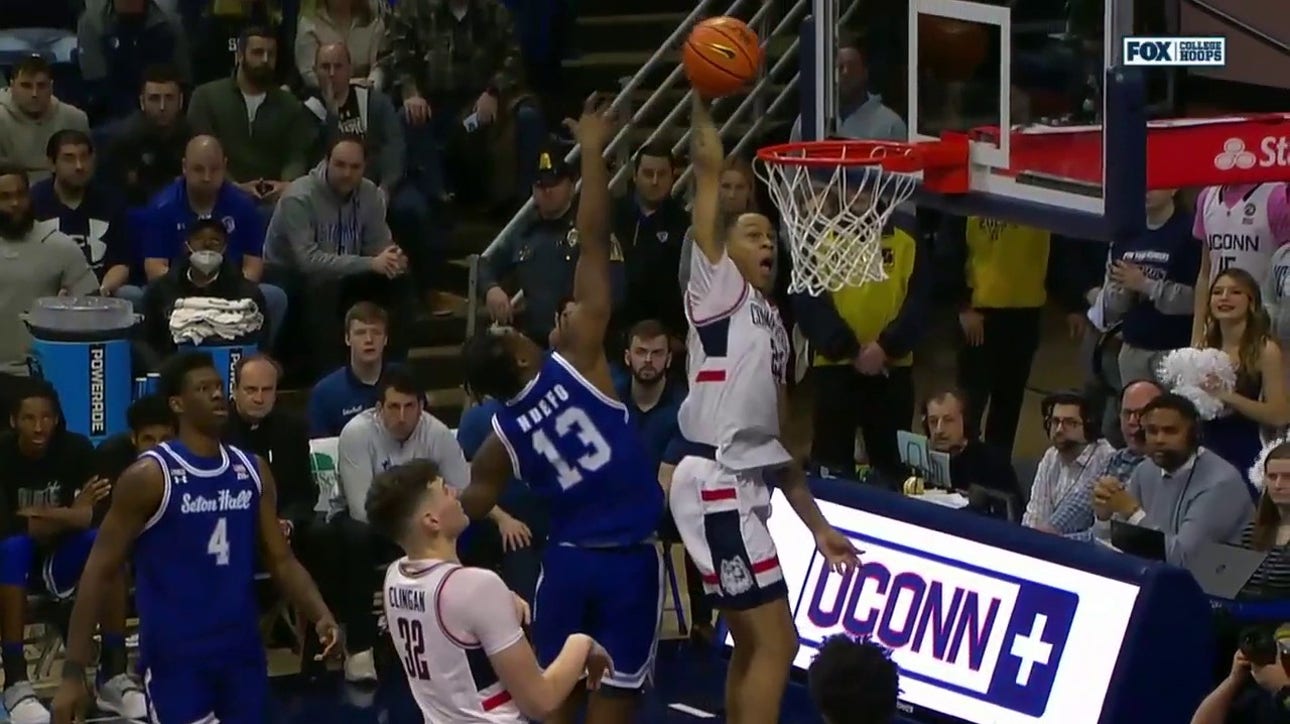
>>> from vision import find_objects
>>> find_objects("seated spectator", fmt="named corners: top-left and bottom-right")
top-left (1102, 188), bottom-right (1199, 383)
top-left (141, 134), bottom-right (287, 343)
top-left (807, 635), bottom-right (900, 724)
top-left (0, 55), bottom-right (89, 183)
top-left (94, 394), bottom-right (176, 483)
top-left (76, 0), bottom-right (191, 122)
top-left (789, 34), bottom-right (906, 142)
top-left (334, 368), bottom-right (470, 682)
top-left (305, 43), bottom-right (445, 306)
top-left (30, 129), bottom-right (138, 306)
top-left (294, 0), bottom-right (385, 91)
top-left (1093, 393), bottom-right (1254, 566)
top-left (381, 0), bottom-right (546, 203)
top-left (1236, 442), bottom-right (1290, 599)
top-left (923, 388), bottom-right (1024, 509)
top-left (139, 218), bottom-right (270, 363)
top-left (612, 143), bottom-right (687, 337)
top-left (0, 163), bottom-right (98, 385)
top-left (101, 64), bottom-right (191, 207)
top-left (1023, 392), bottom-right (1115, 531)
top-left (479, 149), bottom-right (625, 345)
top-left (188, 0), bottom-right (290, 86)
top-left (188, 26), bottom-right (315, 205)
top-left (226, 355), bottom-right (314, 527)
top-left (1191, 645), bottom-right (1290, 724)
top-left (308, 301), bottom-right (399, 437)
top-left (264, 135), bottom-right (413, 374)
top-left (1061, 379), bottom-right (1163, 539)
top-left (0, 381), bottom-right (145, 720)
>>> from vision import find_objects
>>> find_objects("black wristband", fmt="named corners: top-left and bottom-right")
top-left (62, 660), bottom-right (86, 681)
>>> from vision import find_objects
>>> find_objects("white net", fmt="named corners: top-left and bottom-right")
top-left (757, 146), bottom-right (920, 296)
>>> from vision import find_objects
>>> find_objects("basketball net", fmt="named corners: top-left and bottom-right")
top-left (757, 149), bottom-right (919, 296)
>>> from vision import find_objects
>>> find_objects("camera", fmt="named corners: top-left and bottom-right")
top-left (1239, 626), bottom-right (1280, 667)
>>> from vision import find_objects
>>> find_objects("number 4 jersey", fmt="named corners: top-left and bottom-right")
top-left (490, 352), bottom-right (664, 547)
top-left (132, 440), bottom-right (265, 666)
top-left (383, 559), bottom-right (526, 723)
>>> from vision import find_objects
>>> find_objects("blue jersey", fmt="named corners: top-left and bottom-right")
top-left (491, 353), bottom-right (664, 546)
top-left (134, 440), bottom-right (264, 665)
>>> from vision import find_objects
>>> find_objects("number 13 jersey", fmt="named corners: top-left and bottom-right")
top-left (490, 352), bottom-right (664, 547)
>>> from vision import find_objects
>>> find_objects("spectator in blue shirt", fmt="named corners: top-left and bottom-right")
top-left (29, 129), bottom-right (139, 307)
top-left (308, 301), bottom-right (402, 437)
top-left (614, 318), bottom-right (684, 471)
top-left (140, 134), bottom-right (287, 345)
top-left (76, 0), bottom-right (190, 122)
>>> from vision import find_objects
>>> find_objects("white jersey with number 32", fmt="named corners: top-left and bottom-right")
top-left (383, 559), bottom-right (525, 723)
top-left (679, 249), bottom-right (792, 472)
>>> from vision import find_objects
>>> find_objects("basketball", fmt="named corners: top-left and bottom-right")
top-left (683, 17), bottom-right (762, 98)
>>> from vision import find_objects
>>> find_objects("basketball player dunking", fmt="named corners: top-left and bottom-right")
top-left (366, 459), bottom-right (613, 722)
top-left (457, 96), bottom-right (665, 724)
top-left (1190, 182), bottom-right (1290, 344)
top-left (667, 96), bottom-right (858, 724)
top-left (52, 351), bottom-right (340, 723)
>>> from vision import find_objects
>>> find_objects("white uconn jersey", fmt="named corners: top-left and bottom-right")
top-left (1203, 184), bottom-right (1282, 281)
top-left (383, 560), bottom-right (525, 723)
top-left (679, 250), bottom-right (792, 471)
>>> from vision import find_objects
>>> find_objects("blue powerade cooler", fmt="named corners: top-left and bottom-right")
top-left (25, 297), bottom-right (138, 445)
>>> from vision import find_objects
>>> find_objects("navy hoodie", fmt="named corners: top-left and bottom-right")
top-left (1106, 209), bottom-right (1200, 350)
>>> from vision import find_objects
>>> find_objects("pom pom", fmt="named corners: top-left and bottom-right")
top-left (1250, 434), bottom-right (1290, 491)
top-left (1155, 348), bottom-right (1236, 421)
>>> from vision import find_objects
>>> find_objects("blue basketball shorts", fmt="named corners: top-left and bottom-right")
top-left (143, 652), bottom-right (269, 724)
top-left (0, 529), bottom-right (97, 599)
top-left (532, 543), bottom-right (662, 691)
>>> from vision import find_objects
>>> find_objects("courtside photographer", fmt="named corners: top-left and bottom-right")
top-left (1192, 625), bottom-right (1290, 724)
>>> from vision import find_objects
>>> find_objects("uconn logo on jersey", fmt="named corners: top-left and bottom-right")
top-left (1209, 232), bottom-right (1261, 252)
top-left (794, 529), bottom-right (1078, 718)
top-left (749, 297), bottom-right (788, 380)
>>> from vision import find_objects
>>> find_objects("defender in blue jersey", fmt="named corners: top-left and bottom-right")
top-left (52, 351), bottom-right (340, 724)
top-left (460, 97), bottom-right (664, 724)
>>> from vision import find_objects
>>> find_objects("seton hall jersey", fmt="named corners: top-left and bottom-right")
top-left (679, 250), bottom-right (792, 472)
top-left (490, 353), bottom-right (664, 546)
top-left (133, 440), bottom-right (264, 664)
top-left (1199, 183), bottom-right (1290, 282)
top-left (384, 560), bottom-right (524, 723)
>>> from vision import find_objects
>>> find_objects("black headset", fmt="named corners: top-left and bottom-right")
top-left (1041, 390), bottom-right (1101, 442)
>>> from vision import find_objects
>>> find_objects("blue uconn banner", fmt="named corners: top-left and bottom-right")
top-left (724, 480), bottom-right (1215, 724)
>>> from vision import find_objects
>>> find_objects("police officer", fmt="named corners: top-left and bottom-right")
top-left (479, 148), bottom-right (625, 345)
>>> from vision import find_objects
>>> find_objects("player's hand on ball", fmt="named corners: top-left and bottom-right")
top-left (584, 638), bottom-right (615, 691)
top-left (51, 674), bottom-right (89, 723)
top-left (315, 615), bottom-right (344, 660)
top-left (816, 527), bottom-right (860, 573)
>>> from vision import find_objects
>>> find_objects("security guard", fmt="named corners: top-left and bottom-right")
top-left (479, 149), bottom-right (625, 344)
top-left (793, 215), bottom-right (931, 486)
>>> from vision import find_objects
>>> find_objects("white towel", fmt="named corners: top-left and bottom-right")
top-left (169, 297), bottom-right (265, 345)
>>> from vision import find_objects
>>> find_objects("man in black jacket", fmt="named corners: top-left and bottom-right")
top-left (101, 64), bottom-right (190, 207)
top-left (139, 218), bottom-right (269, 365)
top-left (94, 394), bottom-right (176, 485)
top-left (923, 388), bottom-right (1025, 519)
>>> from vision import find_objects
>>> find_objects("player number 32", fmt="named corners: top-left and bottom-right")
top-left (530, 407), bottom-right (612, 489)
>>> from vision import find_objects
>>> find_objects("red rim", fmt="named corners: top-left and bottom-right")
top-left (756, 140), bottom-right (926, 174)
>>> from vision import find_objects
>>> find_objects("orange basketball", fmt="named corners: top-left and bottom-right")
top-left (683, 17), bottom-right (762, 98)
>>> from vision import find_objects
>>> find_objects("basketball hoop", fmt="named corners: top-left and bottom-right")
top-left (755, 135), bottom-right (969, 296)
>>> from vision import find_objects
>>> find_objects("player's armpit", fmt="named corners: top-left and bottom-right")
top-left (255, 457), bottom-right (331, 625)
top-left (62, 459), bottom-right (164, 669)
top-left (461, 433), bottom-right (513, 519)
top-left (489, 633), bottom-right (594, 720)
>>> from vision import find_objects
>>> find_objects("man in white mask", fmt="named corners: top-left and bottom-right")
top-left (139, 218), bottom-right (270, 363)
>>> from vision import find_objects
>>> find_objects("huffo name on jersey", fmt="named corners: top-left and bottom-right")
top-left (180, 489), bottom-right (255, 514)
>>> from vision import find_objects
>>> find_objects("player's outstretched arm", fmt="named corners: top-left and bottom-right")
top-left (254, 457), bottom-right (341, 656)
top-left (460, 433), bottom-right (514, 520)
top-left (689, 94), bottom-right (725, 265)
top-left (562, 93), bottom-right (620, 365)
top-left (53, 460), bottom-right (164, 720)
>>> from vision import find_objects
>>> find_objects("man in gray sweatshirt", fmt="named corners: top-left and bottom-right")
top-left (1093, 393), bottom-right (1253, 567)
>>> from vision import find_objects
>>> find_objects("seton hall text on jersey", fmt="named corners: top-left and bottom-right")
top-left (180, 489), bottom-right (255, 514)
top-left (1209, 233), bottom-right (1261, 251)
top-left (514, 383), bottom-right (573, 434)
top-left (387, 586), bottom-right (426, 613)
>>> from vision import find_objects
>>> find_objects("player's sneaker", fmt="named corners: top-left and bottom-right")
top-left (96, 673), bottom-right (148, 719)
top-left (3, 681), bottom-right (50, 724)
top-left (344, 648), bottom-right (379, 683)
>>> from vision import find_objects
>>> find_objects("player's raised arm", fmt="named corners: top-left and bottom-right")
top-left (253, 457), bottom-right (341, 657)
top-left (689, 94), bottom-right (725, 264)
top-left (460, 432), bottom-right (515, 520)
top-left (561, 93), bottom-right (620, 365)
top-left (53, 459), bottom-right (165, 720)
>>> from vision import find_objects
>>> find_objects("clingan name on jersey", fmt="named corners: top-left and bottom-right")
top-left (180, 489), bottom-right (255, 514)
top-left (514, 383), bottom-right (572, 433)
top-left (387, 586), bottom-right (427, 613)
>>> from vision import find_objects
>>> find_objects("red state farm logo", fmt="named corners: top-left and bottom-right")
top-left (1214, 137), bottom-right (1290, 170)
